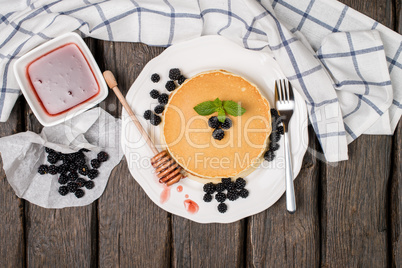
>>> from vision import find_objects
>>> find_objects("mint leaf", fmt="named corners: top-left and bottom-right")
top-left (194, 101), bottom-right (217, 116)
top-left (213, 98), bottom-right (222, 108)
top-left (223, 101), bottom-right (246, 116)
top-left (217, 107), bottom-right (226, 123)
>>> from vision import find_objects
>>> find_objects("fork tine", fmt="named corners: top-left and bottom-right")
top-left (288, 80), bottom-right (294, 101)
top-left (280, 80), bottom-right (286, 103)
top-left (275, 80), bottom-right (279, 102)
top-left (283, 80), bottom-right (288, 101)
top-left (278, 81), bottom-right (282, 102)
top-left (280, 80), bottom-right (285, 102)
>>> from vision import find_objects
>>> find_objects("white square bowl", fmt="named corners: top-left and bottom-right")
top-left (13, 32), bottom-right (108, 126)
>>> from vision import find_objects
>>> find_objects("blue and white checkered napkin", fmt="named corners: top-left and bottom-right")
top-left (0, 0), bottom-right (401, 162)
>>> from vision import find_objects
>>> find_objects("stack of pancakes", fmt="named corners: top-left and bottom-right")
top-left (162, 70), bottom-right (271, 181)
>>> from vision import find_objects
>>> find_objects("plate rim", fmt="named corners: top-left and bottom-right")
top-left (121, 35), bottom-right (308, 223)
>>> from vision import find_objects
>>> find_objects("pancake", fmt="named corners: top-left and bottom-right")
top-left (162, 70), bottom-right (271, 179)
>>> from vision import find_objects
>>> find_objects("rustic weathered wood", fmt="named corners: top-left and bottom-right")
top-left (321, 135), bottom-right (391, 267)
top-left (320, 1), bottom-right (395, 267)
top-left (0, 100), bottom-right (25, 268)
top-left (391, 6), bottom-right (402, 267)
top-left (96, 41), bottom-right (171, 267)
top-left (171, 218), bottom-right (245, 267)
top-left (247, 126), bottom-right (320, 267)
top-left (390, 122), bottom-right (401, 268)
top-left (338, 0), bottom-right (394, 26)
top-left (23, 39), bottom-right (96, 268)
top-left (0, 1), bottom-right (400, 267)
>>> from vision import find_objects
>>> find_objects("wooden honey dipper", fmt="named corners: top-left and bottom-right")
top-left (103, 71), bottom-right (184, 186)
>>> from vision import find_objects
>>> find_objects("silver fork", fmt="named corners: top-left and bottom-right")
top-left (275, 79), bottom-right (296, 214)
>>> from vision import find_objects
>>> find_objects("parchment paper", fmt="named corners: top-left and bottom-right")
top-left (0, 107), bottom-right (123, 208)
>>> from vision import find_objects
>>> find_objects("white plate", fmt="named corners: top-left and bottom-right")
top-left (121, 36), bottom-right (308, 223)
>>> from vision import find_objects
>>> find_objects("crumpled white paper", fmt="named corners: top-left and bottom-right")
top-left (0, 107), bottom-right (123, 208)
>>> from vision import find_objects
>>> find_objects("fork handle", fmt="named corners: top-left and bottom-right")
top-left (284, 131), bottom-right (296, 213)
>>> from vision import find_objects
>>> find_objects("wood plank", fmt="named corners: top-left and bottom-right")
top-left (390, 4), bottom-right (401, 267)
top-left (0, 99), bottom-right (25, 268)
top-left (321, 1), bottom-right (394, 267)
top-left (96, 41), bottom-right (171, 267)
top-left (171, 218), bottom-right (245, 267)
top-left (338, 0), bottom-right (394, 27)
top-left (390, 121), bottom-right (401, 268)
top-left (321, 135), bottom-right (391, 267)
top-left (247, 126), bottom-right (320, 267)
top-left (24, 39), bottom-right (96, 268)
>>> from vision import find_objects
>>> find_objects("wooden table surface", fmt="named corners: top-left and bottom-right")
top-left (1, 0), bottom-right (401, 267)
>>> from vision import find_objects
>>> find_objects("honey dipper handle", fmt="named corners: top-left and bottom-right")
top-left (103, 70), bottom-right (159, 155)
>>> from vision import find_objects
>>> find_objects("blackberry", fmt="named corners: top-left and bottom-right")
top-left (272, 116), bottom-right (282, 126)
top-left (85, 180), bottom-right (95, 189)
top-left (264, 150), bottom-right (275, 162)
top-left (169, 68), bottom-right (181, 80)
top-left (150, 114), bottom-right (162, 126)
top-left (177, 75), bottom-right (186, 85)
top-left (208, 116), bottom-right (221, 129)
top-left (47, 152), bottom-right (59, 164)
top-left (91, 159), bottom-right (100, 169)
top-left (58, 164), bottom-right (69, 174)
top-left (78, 165), bottom-right (89, 176)
top-left (239, 188), bottom-right (249, 198)
top-left (151, 73), bottom-right (160, 83)
top-left (38, 165), bottom-right (48, 175)
top-left (97, 151), bottom-right (109, 162)
top-left (59, 153), bottom-right (67, 162)
top-left (57, 165), bottom-right (69, 176)
top-left (75, 189), bottom-right (85, 198)
top-left (203, 182), bottom-right (216, 194)
top-left (235, 178), bottom-right (246, 190)
top-left (64, 154), bottom-right (75, 163)
top-left (212, 128), bottom-right (224, 140)
top-left (158, 93), bottom-right (169, 105)
top-left (221, 178), bottom-right (231, 187)
top-left (88, 169), bottom-right (99, 180)
top-left (75, 151), bottom-right (85, 160)
top-left (269, 142), bottom-right (280, 151)
top-left (215, 183), bottom-right (225, 192)
top-left (215, 192), bottom-right (226, 203)
top-left (226, 182), bottom-right (236, 191)
top-left (73, 153), bottom-right (83, 162)
top-left (45, 147), bottom-right (55, 154)
top-left (68, 163), bottom-right (78, 173)
top-left (144, 110), bottom-right (152, 120)
top-left (217, 203), bottom-right (227, 213)
top-left (55, 165), bottom-right (62, 174)
top-left (58, 186), bottom-right (69, 196)
top-left (150, 89), bottom-right (160, 99)
top-left (165, 80), bottom-right (176, 92)
top-left (79, 148), bottom-right (90, 153)
top-left (270, 108), bottom-right (279, 117)
top-left (58, 174), bottom-right (69, 185)
top-left (154, 105), bottom-right (165, 114)
top-left (68, 171), bottom-right (78, 181)
top-left (277, 125), bottom-right (284, 135)
top-left (75, 157), bottom-right (86, 166)
top-left (270, 132), bottom-right (281, 142)
top-left (65, 154), bottom-right (76, 163)
top-left (67, 182), bottom-right (78, 193)
top-left (227, 190), bottom-right (239, 201)
top-left (221, 118), bottom-right (232, 130)
top-left (76, 178), bottom-right (86, 188)
top-left (48, 165), bottom-right (58, 175)
top-left (203, 193), bottom-right (213, 202)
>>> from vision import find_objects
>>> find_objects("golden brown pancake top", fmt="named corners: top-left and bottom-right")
top-left (163, 70), bottom-right (271, 179)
